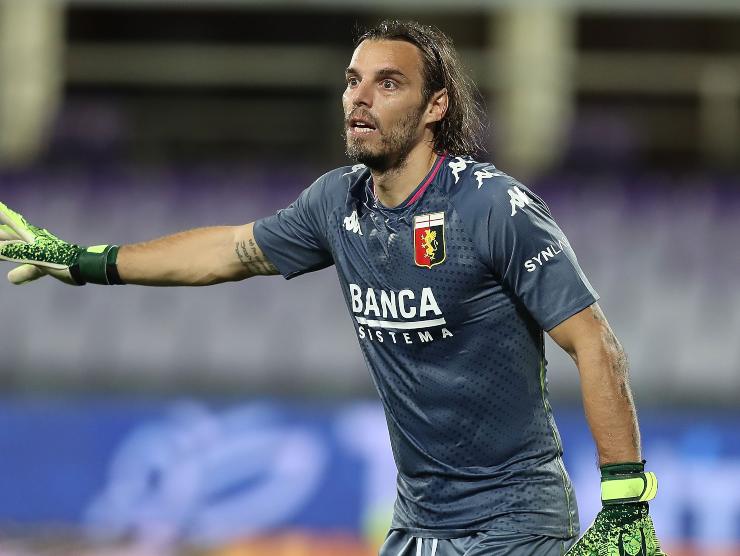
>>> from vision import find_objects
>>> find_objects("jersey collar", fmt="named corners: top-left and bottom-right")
top-left (369, 153), bottom-right (447, 212)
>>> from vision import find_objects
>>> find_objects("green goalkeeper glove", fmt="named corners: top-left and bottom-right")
top-left (0, 201), bottom-right (123, 286)
top-left (566, 462), bottom-right (667, 556)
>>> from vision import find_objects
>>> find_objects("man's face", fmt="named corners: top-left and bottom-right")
top-left (343, 39), bottom-right (429, 172)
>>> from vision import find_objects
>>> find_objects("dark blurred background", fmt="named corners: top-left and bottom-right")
top-left (0, 1), bottom-right (738, 555)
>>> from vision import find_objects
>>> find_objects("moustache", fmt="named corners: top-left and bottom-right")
top-left (345, 109), bottom-right (380, 130)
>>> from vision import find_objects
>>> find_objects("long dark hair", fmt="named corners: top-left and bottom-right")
top-left (355, 19), bottom-right (487, 157)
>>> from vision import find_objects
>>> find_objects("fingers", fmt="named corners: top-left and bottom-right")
top-left (0, 224), bottom-right (21, 241)
top-left (6, 264), bottom-right (78, 286)
top-left (0, 239), bottom-right (28, 258)
top-left (0, 201), bottom-right (36, 243)
top-left (0, 239), bottom-right (71, 271)
top-left (8, 264), bottom-right (47, 285)
top-left (0, 239), bottom-right (32, 263)
top-left (46, 267), bottom-right (81, 286)
top-left (0, 227), bottom-right (29, 267)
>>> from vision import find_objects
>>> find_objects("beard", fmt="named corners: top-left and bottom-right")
top-left (344, 105), bottom-right (425, 173)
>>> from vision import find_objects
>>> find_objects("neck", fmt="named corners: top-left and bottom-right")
top-left (371, 142), bottom-right (438, 208)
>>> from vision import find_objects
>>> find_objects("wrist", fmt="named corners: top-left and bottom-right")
top-left (600, 460), bottom-right (657, 506)
top-left (600, 461), bottom-right (644, 478)
top-left (70, 245), bottom-right (125, 285)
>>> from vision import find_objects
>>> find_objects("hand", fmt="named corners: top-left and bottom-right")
top-left (0, 227), bottom-right (48, 285)
top-left (566, 502), bottom-right (666, 555)
top-left (566, 463), bottom-right (667, 555)
top-left (0, 201), bottom-right (120, 285)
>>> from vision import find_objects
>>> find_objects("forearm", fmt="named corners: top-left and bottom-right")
top-left (566, 321), bottom-right (665, 554)
top-left (548, 310), bottom-right (663, 553)
top-left (575, 322), bottom-right (641, 465)
top-left (118, 223), bottom-right (274, 286)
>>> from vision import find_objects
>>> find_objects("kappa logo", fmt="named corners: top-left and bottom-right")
top-left (508, 186), bottom-right (531, 216)
top-left (474, 167), bottom-right (501, 189)
top-left (344, 210), bottom-right (362, 235)
top-left (448, 156), bottom-right (473, 183)
top-left (413, 212), bottom-right (446, 269)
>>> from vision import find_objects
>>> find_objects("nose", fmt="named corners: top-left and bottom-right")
top-left (347, 79), bottom-right (373, 109)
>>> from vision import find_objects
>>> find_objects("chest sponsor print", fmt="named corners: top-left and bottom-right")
top-left (413, 212), bottom-right (446, 269)
top-left (348, 284), bottom-right (454, 346)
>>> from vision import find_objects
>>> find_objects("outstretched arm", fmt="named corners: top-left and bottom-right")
top-left (548, 302), bottom-right (640, 465)
top-left (117, 222), bottom-right (278, 286)
top-left (0, 201), bottom-right (277, 286)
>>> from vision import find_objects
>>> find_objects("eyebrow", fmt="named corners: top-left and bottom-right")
top-left (345, 66), bottom-right (409, 82)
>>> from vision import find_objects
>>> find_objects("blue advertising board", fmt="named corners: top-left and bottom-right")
top-left (0, 399), bottom-right (738, 552)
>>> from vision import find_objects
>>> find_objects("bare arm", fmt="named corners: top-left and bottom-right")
top-left (117, 222), bottom-right (278, 286)
top-left (548, 303), bottom-right (641, 465)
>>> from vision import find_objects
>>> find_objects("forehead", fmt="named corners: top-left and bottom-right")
top-left (348, 39), bottom-right (424, 80)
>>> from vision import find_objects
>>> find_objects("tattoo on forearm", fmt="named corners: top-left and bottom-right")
top-left (235, 239), bottom-right (277, 275)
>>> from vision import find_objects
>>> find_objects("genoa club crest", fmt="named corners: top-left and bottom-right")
top-left (413, 212), bottom-right (446, 269)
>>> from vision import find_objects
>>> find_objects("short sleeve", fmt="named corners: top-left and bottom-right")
top-left (486, 180), bottom-right (599, 331)
top-left (253, 174), bottom-right (334, 279)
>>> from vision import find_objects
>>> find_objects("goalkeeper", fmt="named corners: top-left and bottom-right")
top-left (0, 19), bottom-right (666, 556)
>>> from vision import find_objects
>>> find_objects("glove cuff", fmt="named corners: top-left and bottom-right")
top-left (71, 245), bottom-right (125, 285)
top-left (600, 461), bottom-right (657, 506)
top-left (600, 461), bottom-right (644, 477)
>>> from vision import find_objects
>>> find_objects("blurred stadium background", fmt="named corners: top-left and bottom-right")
top-left (1, 0), bottom-right (739, 555)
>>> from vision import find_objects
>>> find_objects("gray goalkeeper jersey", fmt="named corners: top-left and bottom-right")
top-left (254, 155), bottom-right (598, 538)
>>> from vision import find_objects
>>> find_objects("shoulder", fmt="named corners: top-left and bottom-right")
top-left (443, 156), bottom-right (544, 217)
top-left (300, 164), bottom-right (369, 209)
top-left (315, 164), bottom-right (369, 191)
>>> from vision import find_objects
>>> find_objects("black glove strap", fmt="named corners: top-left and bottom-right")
top-left (600, 461), bottom-right (645, 478)
top-left (74, 245), bottom-right (125, 285)
top-left (105, 245), bottom-right (124, 284)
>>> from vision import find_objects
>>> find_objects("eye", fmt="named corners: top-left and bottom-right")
top-left (346, 76), bottom-right (359, 88)
top-left (381, 79), bottom-right (397, 90)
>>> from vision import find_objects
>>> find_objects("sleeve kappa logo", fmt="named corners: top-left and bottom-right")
top-left (413, 212), bottom-right (446, 269)
top-left (508, 186), bottom-right (531, 216)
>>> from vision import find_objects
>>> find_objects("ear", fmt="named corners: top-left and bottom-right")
top-left (425, 88), bottom-right (448, 124)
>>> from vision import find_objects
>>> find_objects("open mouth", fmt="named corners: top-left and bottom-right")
top-left (349, 116), bottom-right (378, 135)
